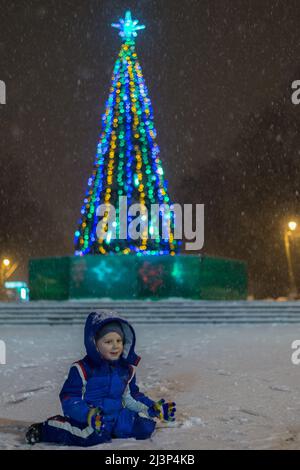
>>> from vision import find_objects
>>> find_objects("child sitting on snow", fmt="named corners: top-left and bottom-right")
top-left (25, 310), bottom-right (176, 447)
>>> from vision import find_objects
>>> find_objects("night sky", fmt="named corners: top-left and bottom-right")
top-left (1, 0), bottom-right (300, 298)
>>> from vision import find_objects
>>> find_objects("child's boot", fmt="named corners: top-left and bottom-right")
top-left (25, 423), bottom-right (43, 445)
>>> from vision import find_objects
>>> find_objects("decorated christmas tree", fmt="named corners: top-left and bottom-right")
top-left (74, 11), bottom-right (180, 256)
top-left (29, 11), bottom-right (247, 301)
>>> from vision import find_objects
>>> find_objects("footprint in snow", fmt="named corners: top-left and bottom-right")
top-left (269, 385), bottom-right (291, 393)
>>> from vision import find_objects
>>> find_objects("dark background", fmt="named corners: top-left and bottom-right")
top-left (1, 0), bottom-right (300, 298)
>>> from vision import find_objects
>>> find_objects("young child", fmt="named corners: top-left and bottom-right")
top-left (25, 310), bottom-right (176, 447)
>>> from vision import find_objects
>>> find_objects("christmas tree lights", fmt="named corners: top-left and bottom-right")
top-left (75, 11), bottom-right (180, 256)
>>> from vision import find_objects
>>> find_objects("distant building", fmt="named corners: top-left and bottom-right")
top-left (4, 281), bottom-right (29, 302)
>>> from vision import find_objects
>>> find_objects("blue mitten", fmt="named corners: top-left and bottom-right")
top-left (148, 399), bottom-right (176, 422)
top-left (87, 407), bottom-right (105, 434)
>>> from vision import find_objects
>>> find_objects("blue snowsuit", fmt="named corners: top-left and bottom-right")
top-left (40, 310), bottom-right (156, 446)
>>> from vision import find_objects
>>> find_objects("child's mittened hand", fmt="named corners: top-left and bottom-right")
top-left (148, 399), bottom-right (176, 422)
top-left (87, 407), bottom-right (105, 434)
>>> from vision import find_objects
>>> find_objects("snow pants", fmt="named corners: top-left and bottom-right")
top-left (40, 408), bottom-right (156, 447)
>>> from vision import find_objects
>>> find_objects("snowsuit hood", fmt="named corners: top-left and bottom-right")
top-left (84, 310), bottom-right (141, 367)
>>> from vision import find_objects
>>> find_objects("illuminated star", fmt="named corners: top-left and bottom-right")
top-left (112, 11), bottom-right (145, 41)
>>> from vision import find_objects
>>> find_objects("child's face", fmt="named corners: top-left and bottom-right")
top-left (96, 332), bottom-right (124, 361)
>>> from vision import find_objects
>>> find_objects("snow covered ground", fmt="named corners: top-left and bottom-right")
top-left (1, 323), bottom-right (300, 450)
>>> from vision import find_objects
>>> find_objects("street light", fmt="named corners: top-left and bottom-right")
top-left (284, 221), bottom-right (299, 299)
top-left (0, 257), bottom-right (18, 301)
top-left (288, 221), bottom-right (297, 232)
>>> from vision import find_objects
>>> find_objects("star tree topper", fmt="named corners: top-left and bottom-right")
top-left (112, 11), bottom-right (145, 41)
